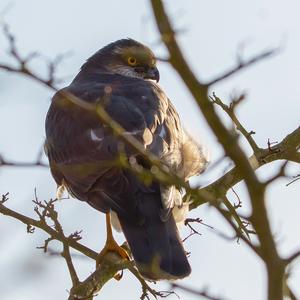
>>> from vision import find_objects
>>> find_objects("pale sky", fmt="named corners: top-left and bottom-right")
top-left (0, 1), bottom-right (299, 299)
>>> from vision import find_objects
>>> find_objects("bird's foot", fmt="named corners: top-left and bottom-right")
top-left (96, 238), bottom-right (130, 281)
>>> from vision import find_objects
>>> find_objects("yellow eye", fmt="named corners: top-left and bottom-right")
top-left (127, 57), bottom-right (137, 66)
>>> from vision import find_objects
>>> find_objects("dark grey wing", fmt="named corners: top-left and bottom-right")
top-left (45, 75), bottom-right (196, 280)
top-left (45, 78), bottom-right (168, 218)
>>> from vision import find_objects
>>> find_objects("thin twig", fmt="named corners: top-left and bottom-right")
top-left (210, 93), bottom-right (259, 152)
top-left (171, 283), bottom-right (225, 300)
top-left (62, 242), bottom-right (80, 286)
top-left (285, 250), bottom-right (300, 265)
top-left (207, 48), bottom-right (280, 86)
top-left (214, 204), bottom-right (261, 257)
top-left (222, 196), bottom-right (254, 240)
top-left (286, 174), bottom-right (300, 187)
top-left (263, 160), bottom-right (289, 186)
top-left (0, 156), bottom-right (48, 168)
top-left (0, 199), bottom-right (98, 259)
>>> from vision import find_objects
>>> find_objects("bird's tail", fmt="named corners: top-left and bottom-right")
top-left (118, 193), bottom-right (191, 280)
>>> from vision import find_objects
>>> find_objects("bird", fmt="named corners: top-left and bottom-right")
top-left (45, 38), bottom-right (208, 280)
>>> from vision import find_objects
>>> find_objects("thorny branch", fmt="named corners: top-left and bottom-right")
top-left (0, 8), bottom-right (299, 300)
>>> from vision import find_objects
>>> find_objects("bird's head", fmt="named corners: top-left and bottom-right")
top-left (81, 39), bottom-right (159, 82)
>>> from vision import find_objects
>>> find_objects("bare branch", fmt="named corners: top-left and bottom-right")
top-left (285, 250), bottom-right (300, 265)
top-left (0, 144), bottom-right (48, 168)
top-left (0, 198), bottom-right (98, 259)
top-left (222, 196), bottom-right (254, 240)
top-left (207, 48), bottom-right (279, 86)
top-left (68, 253), bottom-right (130, 300)
top-left (286, 173), bottom-right (300, 187)
top-left (36, 236), bottom-right (55, 253)
top-left (128, 263), bottom-right (175, 300)
top-left (150, 0), bottom-right (263, 198)
top-left (149, 3), bottom-right (288, 299)
top-left (191, 125), bottom-right (300, 210)
top-left (62, 243), bottom-right (80, 287)
top-left (1, 192), bottom-right (9, 204)
top-left (263, 160), bottom-right (290, 186)
top-left (182, 218), bottom-right (203, 242)
top-left (171, 283), bottom-right (225, 300)
top-left (214, 203), bottom-right (261, 257)
top-left (231, 188), bottom-right (242, 209)
top-left (284, 152), bottom-right (300, 164)
top-left (0, 155), bottom-right (48, 168)
top-left (210, 93), bottom-right (259, 152)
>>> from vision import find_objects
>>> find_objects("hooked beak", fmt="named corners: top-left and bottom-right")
top-left (145, 66), bottom-right (160, 82)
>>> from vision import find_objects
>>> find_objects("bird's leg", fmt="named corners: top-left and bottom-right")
top-left (96, 212), bottom-right (129, 280)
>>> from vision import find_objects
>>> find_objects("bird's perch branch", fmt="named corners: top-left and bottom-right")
top-left (68, 254), bottom-right (130, 300)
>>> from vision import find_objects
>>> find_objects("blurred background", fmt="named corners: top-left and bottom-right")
top-left (0, 0), bottom-right (299, 299)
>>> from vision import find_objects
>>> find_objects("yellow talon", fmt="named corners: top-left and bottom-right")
top-left (96, 212), bottom-right (129, 280)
